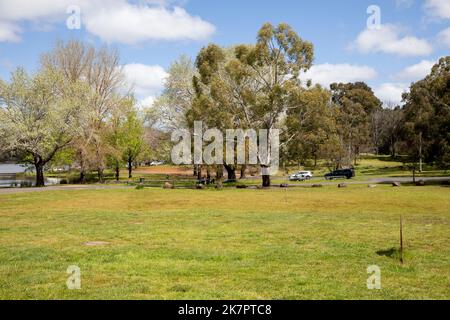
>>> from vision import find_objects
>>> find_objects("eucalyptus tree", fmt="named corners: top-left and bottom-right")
top-left (187, 23), bottom-right (314, 186)
top-left (285, 84), bottom-right (335, 167)
top-left (376, 103), bottom-right (404, 158)
top-left (223, 23), bottom-right (314, 186)
top-left (330, 82), bottom-right (382, 166)
top-left (402, 56), bottom-right (450, 170)
top-left (188, 44), bottom-right (238, 180)
top-left (0, 68), bottom-right (88, 187)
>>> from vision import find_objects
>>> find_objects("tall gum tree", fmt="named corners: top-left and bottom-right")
top-left (330, 82), bottom-right (382, 166)
top-left (189, 44), bottom-right (238, 180)
top-left (225, 23), bottom-right (314, 187)
top-left (189, 23), bottom-right (314, 186)
top-left (285, 84), bottom-right (336, 168)
top-left (402, 56), bottom-right (450, 171)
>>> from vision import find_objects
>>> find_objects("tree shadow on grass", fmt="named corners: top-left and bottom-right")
top-left (376, 247), bottom-right (402, 259)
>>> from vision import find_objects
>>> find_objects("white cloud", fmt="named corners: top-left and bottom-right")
top-left (0, 0), bottom-right (73, 41)
top-left (0, 0), bottom-right (70, 21)
top-left (302, 63), bottom-right (377, 88)
top-left (0, 21), bottom-right (21, 42)
top-left (374, 83), bottom-right (409, 105)
top-left (351, 24), bottom-right (433, 56)
top-left (424, 0), bottom-right (450, 19)
top-left (438, 27), bottom-right (450, 47)
top-left (123, 63), bottom-right (168, 98)
top-left (122, 63), bottom-right (168, 110)
top-left (0, 0), bottom-right (215, 43)
top-left (395, 59), bottom-right (436, 81)
top-left (85, 5), bottom-right (215, 44)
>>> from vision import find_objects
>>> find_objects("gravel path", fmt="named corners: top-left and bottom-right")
top-left (0, 176), bottom-right (448, 194)
top-left (0, 185), bottom-right (133, 194)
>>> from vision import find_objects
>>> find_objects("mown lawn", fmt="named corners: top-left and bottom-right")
top-left (0, 185), bottom-right (449, 299)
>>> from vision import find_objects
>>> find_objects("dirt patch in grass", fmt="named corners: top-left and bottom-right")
top-left (84, 241), bottom-right (110, 247)
top-left (134, 166), bottom-right (192, 175)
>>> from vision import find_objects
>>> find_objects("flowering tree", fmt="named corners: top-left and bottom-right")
top-left (41, 40), bottom-right (127, 183)
top-left (0, 68), bottom-right (88, 187)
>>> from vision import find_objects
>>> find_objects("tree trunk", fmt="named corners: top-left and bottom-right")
top-left (314, 153), bottom-right (318, 168)
top-left (216, 165), bottom-right (223, 180)
top-left (348, 143), bottom-right (352, 167)
top-left (390, 137), bottom-right (396, 158)
top-left (79, 154), bottom-right (86, 184)
top-left (354, 146), bottom-right (359, 166)
top-left (98, 168), bottom-right (104, 184)
top-left (262, 175), bottom-right (271, 187)
top-left (193, 165), bottom-right (198, 177)
top-left (224, 163), bottom-right (236, 180)
top-left (34, 156), bottom-right (45, 188)
top-left (128, 157), bottom-right (133, 179)
top-left (261, 166), bottom-right (270, 187)
top-left (419, 132), bottom-right (423, 172)
top-left (197, 165), bottom-right (202, 180)
top-left (228, 169), bottom-right (236, 180)
top-left (80, 170), bottom-right (86, 184)
top-left (240, 165), bottom-right (247, 179)
top-left (336, 156), bottom-right (342, 171)
top-left (115, 163), bottom-right (120, 182)
top-left (206, 166), bottom-right (211, 180)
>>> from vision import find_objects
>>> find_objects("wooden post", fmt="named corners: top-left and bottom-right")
top-left (400, 215), bottom-right (404, 264)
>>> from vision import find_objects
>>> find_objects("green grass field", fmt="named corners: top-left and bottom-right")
top-left (0, 185), bottom-right (449, 299)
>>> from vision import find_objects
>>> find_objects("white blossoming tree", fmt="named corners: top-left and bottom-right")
top-left (0, 68), bottom-right (88, 187)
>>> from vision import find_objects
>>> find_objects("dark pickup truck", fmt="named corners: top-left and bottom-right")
top-left (324, 168), bottom-right (355, 180)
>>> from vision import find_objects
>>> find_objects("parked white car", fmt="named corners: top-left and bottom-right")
top-left (150, 161), bottom-right (165, 166)
top-left (289, 172), bottom-right (305, 181)
top-left (298, 171), bottom-right (313, 180)
top-left (289, 171), bottom-right (313, 181)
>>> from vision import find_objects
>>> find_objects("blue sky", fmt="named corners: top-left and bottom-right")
top-left (0, 0), bottom-right (449, 105)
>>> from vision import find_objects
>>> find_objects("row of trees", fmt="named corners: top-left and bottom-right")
top-left (1, 23), bottom-right (448, 187)
top-left (402, 58), bottom-right (450, 171)
top-left (155, 23), bottom-right (449, 186)
top-left (0, 41), bottom-right (149, 186)
top-left (157, 23), bottom-right (315, 187)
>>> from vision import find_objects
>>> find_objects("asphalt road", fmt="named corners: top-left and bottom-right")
top-left (283, 176), bottom-right (450, 187)
top-left (369, 176), bottom-right (450, 183)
